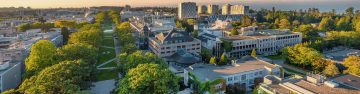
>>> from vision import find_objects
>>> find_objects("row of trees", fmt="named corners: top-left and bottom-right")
top-left (4, 15), bottom-right (104, 93)
top-left (17, 22), bottom-right (54, 32)
top-left (281, 43), bottom-right (340, 77)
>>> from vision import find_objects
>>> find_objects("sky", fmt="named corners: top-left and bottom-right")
top-left (0, 0), bottom-right (359, 12)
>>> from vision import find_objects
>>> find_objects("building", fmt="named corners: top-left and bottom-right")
top-left (207, 5), bottom-right (219, 15)
top-left (224, 29), bottom-right (302, 58)
top-left (148, 29), bottom-right (201, 58)
top-left (178, 2), bottom-right (197, 19)
top-left (0, 61), bottom-right (21, 92)
top-left (184, 56), bottom-right (283, 93)
top-left (222, 4), bottom-right (232, 15)
top-left (258, 73), bottom-right (360, 94)
top-left (230, 5), bottom-right (249, 15)
top-left (198, 5), bottom-right (207, 14)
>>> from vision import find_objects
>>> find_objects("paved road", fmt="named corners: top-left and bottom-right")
top-left (90, 80), bottom-right (116, 94)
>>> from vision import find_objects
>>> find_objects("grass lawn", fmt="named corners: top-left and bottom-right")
top-left (102, 61), bottom-right (118, 67)
top-left (283, 67), bottom-right (305, 75)
top-left (265, 55), bottom-right (284, 60)
top-left (97, 69), bottom-right (118, 81)
top-left (97, 31), bottom-right (116, 65)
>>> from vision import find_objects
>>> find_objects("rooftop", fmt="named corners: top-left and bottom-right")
top-left (187, 56), bottom-right (277, 82)
top-left (333, 74), bottom-right (360, 90)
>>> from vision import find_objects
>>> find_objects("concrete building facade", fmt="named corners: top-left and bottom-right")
top-left (197, 5), bottom-right (207, 14)
top-left (222, 4), bottom-right (231, 15)
top-left (207, 5), bottom-right (219, 15)
top-left (178, 2), bottom-right (197, 19)
top-left (230, 5), bottom-right (250, 15)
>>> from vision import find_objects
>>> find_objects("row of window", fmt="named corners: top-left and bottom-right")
top-left (276, 35), bottom-right (300, 40)
top-left (160, 43), bottom-right (200, 50)
top-left (227, 71), bottom-right (264, 82)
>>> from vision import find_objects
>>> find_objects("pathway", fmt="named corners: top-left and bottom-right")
top-left (90, 80), bottom-right (116, 94)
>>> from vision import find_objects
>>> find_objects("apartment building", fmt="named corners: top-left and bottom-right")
top-left (258, 74), bottom-right (360, 94)
top-left (222, 4), bottom-right (231, 15)
top-left (207, 5), bottom-right (219, 15)
top-left (198, 5), bottom-right (207, 14)
top-left (178, 2), bottom-right (197, 19)
top-left (230, 5), bottom-right (250, 15)
top-left (184, 56), bottom-right (283, 93)
top-left (148, 29), bottom-right (201, 57)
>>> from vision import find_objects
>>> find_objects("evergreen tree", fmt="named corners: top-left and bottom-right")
top-left (251, 48), bottom-right (257, 57)
top-left (219, 53), bottom-right (228, 65)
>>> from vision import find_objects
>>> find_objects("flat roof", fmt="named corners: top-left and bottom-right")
top-left (333, 74), bottom-right (360, 90)
top-left (187, 56), bottom-right (277, 82)
top-left (294, 80), bottom-right (360, 94)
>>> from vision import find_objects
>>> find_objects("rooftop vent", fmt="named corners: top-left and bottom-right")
top-left (324, 81), bottom-right (339, 88)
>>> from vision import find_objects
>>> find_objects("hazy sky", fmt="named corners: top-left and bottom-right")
top-left (1, 0), bottom-right (359, 12)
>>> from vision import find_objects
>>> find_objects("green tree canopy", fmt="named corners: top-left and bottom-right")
top-left (230, 28), bottom-right (239, 36)
top-left (219, 53), bottom-right (228, 65)
top-left (210, 56), bottom-right (217, 65)
top-left (279, 18), bottom-right (291, 29)
top-left (343, 56), bottom-right (360, 76)
top-left (18, 60), bottom-right (90, 94)
top-left (323, 63), bottom-right (340, 77)
top-left (61, 27), bottom-right (70, 43)
top-left (251, 48), bottom-right (257, 57)
top-left (117, 63), bottom-right (179, 94)
top-left (118, 51), bottom-right (166, 73)
top-left (318, 17), bottom-right (335, 31)
top-left (25, 40), bottom-right (57, 77)
top-left (241, 15), bottom-right (252, 27)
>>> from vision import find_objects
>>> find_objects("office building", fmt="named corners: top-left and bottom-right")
top-left (178, 2), bottom-right (197, 19)
top-left (148, 29), bottom-right (201, 58)
top-left (207, 5), bottom-right (219, 15)
top-left (0, 61), bottom-right (21, 92)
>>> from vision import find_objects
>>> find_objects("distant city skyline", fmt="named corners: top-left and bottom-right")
top-left (0, 0), bottom-right (359, 12)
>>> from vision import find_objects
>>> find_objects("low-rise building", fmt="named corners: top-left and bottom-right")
top-left (148, 29), bottom-right (201, 58)
top-left (184, 56), bottom-right (283, 93)
top-left (200, 29), bottom-right (302, 58)
top-left (0, 61), bottom-right (21, 92)
top-left (258, 74), bottom-right (360, 94)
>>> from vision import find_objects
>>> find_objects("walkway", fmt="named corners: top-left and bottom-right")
top-left (90, 79), bottom-right (116, 94)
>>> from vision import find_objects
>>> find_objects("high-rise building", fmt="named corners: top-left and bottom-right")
top-left (207, 5), bottom-right (219, 15)
top-left (197, 5), bottom-right (207, 14)
top-left (178, 2), bottom-right (197, 19)
top-left (230, 5), bottom-right (250, 15)
top-left (222, 4), bottom-right (231, 15)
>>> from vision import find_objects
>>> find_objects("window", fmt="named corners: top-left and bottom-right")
top-left (255, 72), bottom-right (258, 76)
top-left (241, 75), bottom-right (246, 80)
top-left (228, 77), bottom-right (233, 82)
top-left (234, 76), bottom-right (239, 80)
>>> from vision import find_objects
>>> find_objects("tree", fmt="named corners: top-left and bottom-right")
top-left (251, 48), bottom-right (257, 57)
top-left (25, 40), bottom-right (57, 77)
top-left (18, 23), bottom-right (31, 32)
top-left (2, 89), bottom-right (18, 94)
top-left (292, 20), bottom-right (300, 28)
top-left (336, 16), bottom-right (352, 31)
top-left (120, 43), bottom-right (137, 54)
top-left (117, 63), bottom-right (179, 94)
top-left (230, 28), bottom-right (239, 36)
top-left (279, 18), bottom-right (291, 29)
top-left (118, 51), bottom-right (165, 73)
top-left (57, 43), bottom-right (97, 63)
top-left (343, 56), bottom-right (360, 76)
top-left (241, 15), bottom-right (252, 27)
top-left (323, 63), bottom-right (340, 77)
top-left (345, 7), bottom-right (354, 17)
top-left (18, 60), bottom-right (89, 94)
top-left (355, 21), bottom-right (360, 32)
top-left (176, 20), bottom-right (183, 28)
top-left (61, 27), bottom-right (70, 43)
top-left (186, 19), bottom-right (196, 26)
top-left (282, 44), bottom-right (323, 69)
top-left (219, 53), bottom-right (228, 65)
top-left (193, 30), bottom-right (199, 38)
top-left (318, 17), bottom-right (335, 31)
top-left (54, 20), bottom-right (76, 28)
top-left (68, 24), bottom-right (103, 47)
top-left (210, 56), bottom-right (217, 65)
top-left (223, 40), bottom-right (233, 52)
